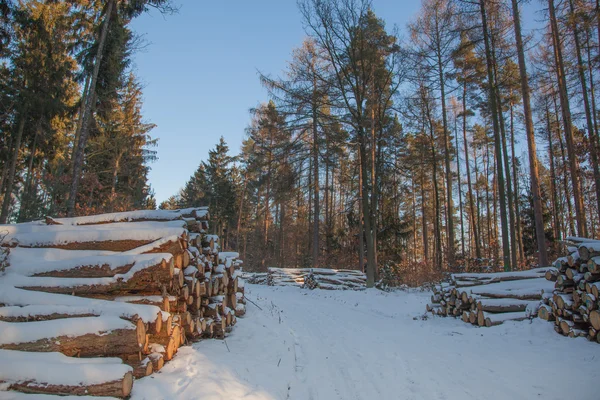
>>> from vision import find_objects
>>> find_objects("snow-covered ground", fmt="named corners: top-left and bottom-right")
top-left (133, 284), bottom-right (599, 400)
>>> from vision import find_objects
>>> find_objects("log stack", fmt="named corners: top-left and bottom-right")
top-left (258, 267), bottom-right (366, 290)
top-left (538, 237), bottom-right (600, 342)
top-left (426, 268), bottom-right (555, 327)
top-left (0, 207), bottom-right (246, 398)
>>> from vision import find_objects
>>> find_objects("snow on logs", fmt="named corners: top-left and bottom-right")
top-left (426, 267), bottom-right (555, 327)
top-left (0, 350), bottom-right (133, 398)
top-left (262, 267), bottom-right (367, 290)
top-left (0, 207), bottom-right (246, 398)
top-left (538, 237), bottom-right (600, 342)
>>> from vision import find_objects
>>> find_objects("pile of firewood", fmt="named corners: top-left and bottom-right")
top-left (263, 267), bottom-right (366, 290)
top-left (426, 268), bottom-right (555, 327)
top-left (0, 207), bottom-right (246, 398)
top-left (538, 237), bottom-right (600, 342)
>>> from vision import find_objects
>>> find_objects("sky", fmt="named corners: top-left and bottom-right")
top-left (130, 1), bottom-right (543, 204)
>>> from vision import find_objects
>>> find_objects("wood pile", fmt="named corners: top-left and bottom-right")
top-left (426, 268), bottom-right (555, 327)
top-left (538, 236), bottom-right (600, 342)
top-left (262, 267), bottom-right (366, 290)
top-left (0, 207), bottom-right (246, 398)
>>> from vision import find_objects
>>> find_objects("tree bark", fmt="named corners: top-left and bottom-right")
top-left (479, 0), bottom-right (511, 271)
top-left (67, 0), bottom-right (115, 217)
top-left (548, 0), bottom-right (587, 236)
top-left (511, 0), bottom-right (549, 267)
top-left (567, 0), bottom-right (600, 216)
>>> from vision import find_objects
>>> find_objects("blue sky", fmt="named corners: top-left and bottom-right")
top-left (130, 1), bottom-right (543, 204)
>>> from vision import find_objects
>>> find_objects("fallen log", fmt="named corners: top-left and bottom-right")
top-left (484, 311), bottom-right (530, 327)
top-left (0, 317), bottom-right (145, 358)
top-left (0, 350), bottom-right (133, 398)
top-left (475, 298), bottom-right (540, 313)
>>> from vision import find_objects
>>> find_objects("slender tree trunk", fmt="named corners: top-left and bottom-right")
top-left (463, 82), bottom-right (480, 258)
top-left (67, 0), bottom-right (115, 217)
top-left (494, 83), bottom-right (517, 270)
top-left (358, 152), bottom-right (365, 274)
top-left (455, 111), bottom-right (465, 256)
top-left (370, 107), bottom-right (379, 278)
top-left (545, 100), bottom-right (561, 242)
top-left (553, 93), bottom-right (576, 236)
top-left (359, 139), bottom-right (376, 286)
top-left (479, 0), bottom-right (511, 271)
top-left (70, 74), bottom-right (91, 172)
top-left (437, 52), bottom-right (455, 267)
top-left (548, 0), bottom-right (587, 236)
top-left (236, 171), bottom-right (248, 252)
top-left (511, 0), bottom-right (548, 266)
top-left (421, 172), bottom-right (429, 262)
top-left (568, 0), bottom-right (600, 216)
top-left (312, 89), bottom-right (320, 268)
top-left (509, 99), bottom-right (525, 264)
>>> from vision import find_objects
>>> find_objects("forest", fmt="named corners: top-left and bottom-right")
top-left (1, 0), bottom-right (600, 288)
top-left (0, 0), bottom-right (176, 224)
top-left (166, 0), bottom-right (600, 287)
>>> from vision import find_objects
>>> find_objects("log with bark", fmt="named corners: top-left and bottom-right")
top-left (0, 350), bottom-right (133, 398)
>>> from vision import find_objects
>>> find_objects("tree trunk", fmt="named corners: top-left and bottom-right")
top-left (567, 0), bottom-right (600, 216)
top-left (312, 96), bottom-right (320, 269)
top-left (479, 0), bottom-right (511, 271)
top-left (67, 0), bottom-right (115, 217)
top-left (463, 81), bottom-right (480, 258)
top-left (511, 0), bottom-right (550, 267)
top-left (437, 51), bottom-right (455, 268)
top-left (455, 111), bottom-right (465, 256)
top-left (359, 135), bottom-right (376, 287)
top-left (358, 150), bottom-right (365, 274)
top-left (548, 0), bottom-right (587, 236)
top-left (509, 98), bottom-right (525, 264)
top-left (545, 100), bottom-right (561, 242)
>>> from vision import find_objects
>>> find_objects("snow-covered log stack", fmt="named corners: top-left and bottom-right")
top-left (264, 267), bottom-right (366, 290)
top-left (0, 207), bottom-right (246, 398)
top-left (426, 268), bottom-right (555, 327)
top-left (539, 237), bottom-right (600, 342)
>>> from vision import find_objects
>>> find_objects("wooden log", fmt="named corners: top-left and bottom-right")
top-left (19, 259), bottom-right (174, 296)
top-left (0, 317), bottom-right (145, 358)
top-left (590, 310), bottom-right (600, 331)
top-left (476, 299), bottom-right (539, 313)
top-left (149, 352), bottom-right (164, 372)
top-left (0, 350), bottom-right (133, 398)
top-left (126, 357), bottom-right (153, 379)
top-left (484, 311), bottom-right (529, 327)
top-left (538, 304), bottom-right (555, 321)
top-left (29, 254), bottom-right (167, 278)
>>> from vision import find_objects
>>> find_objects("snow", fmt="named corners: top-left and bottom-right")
top-left (133, 284), bottom-right (599, 400)
top-left (0, 316), bottom-right (134, 345)
top-left (452, 267), bottom-right (551, 281)
top-left (0, 284), bottom-right (167, 323)
top-left (6, 251), bottom-right (170, 277)
top-left (468, 278), bottom-right (555, 297)
top-left (218, 252), bottom-right (239, 263)
top-left (38, 208), bottom-right (207, 226)
top-left (0, 350), bottom-right (131, 387)
top-left (0, 221), bottom-right (186, 247)
top-left (0, 393), bottom-right (118, 400)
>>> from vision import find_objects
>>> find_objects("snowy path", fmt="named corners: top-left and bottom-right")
top-left (133, 285), bottom-right (599, 400)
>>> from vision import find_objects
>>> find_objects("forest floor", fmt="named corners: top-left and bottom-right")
top-left (132, 285), bottom-right (599, 400)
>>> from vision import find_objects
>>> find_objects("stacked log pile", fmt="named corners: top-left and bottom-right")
top-left (261, 267), bottom-right (366, 290)
top-left (0, 207), bottom-right (246, 398)
top-left (426, 268), bottom-right (555, 327)
top-left (538, 237), bottom-right (600, 342)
